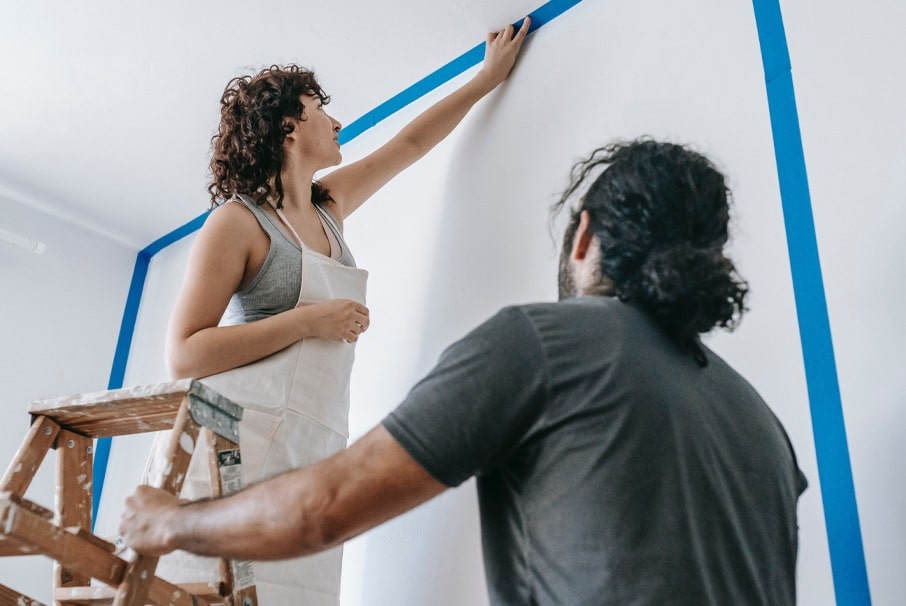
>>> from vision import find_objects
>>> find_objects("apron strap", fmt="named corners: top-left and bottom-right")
top-left (269, 203), bottom-right (305, 249)
top-left (270, 202), bottom-right (339, 260)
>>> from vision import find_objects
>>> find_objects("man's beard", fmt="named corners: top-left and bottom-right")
top-left (558, 238), bottom-right (577, 301)
top-left (558, 218), bottom-right (611, 300)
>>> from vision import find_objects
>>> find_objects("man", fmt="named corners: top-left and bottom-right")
top-left (121, 139), bottom-right (807, 605)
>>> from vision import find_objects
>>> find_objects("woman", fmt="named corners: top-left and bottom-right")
top-left (146, 18), bottom-right (531, 604)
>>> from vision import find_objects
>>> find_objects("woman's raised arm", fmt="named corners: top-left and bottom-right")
top-left (321, 17), bottom-right (531, 220)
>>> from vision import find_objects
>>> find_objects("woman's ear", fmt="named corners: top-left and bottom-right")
top-left (282, 118), bottom-right (297, 142)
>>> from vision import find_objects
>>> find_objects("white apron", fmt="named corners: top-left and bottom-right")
top-left (146, 207), bottom-right (367, 605)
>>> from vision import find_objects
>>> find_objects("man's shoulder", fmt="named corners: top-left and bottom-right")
top-left (502, 297), bottom-right (631, 327)
top-left (486, 301), bottom-right (570, 335)
top-left (455, 303), bottom-right (567, 356)
top-left (477, 298), bottom-right (635, 352)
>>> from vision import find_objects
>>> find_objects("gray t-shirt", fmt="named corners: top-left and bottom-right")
top-left (383, 297), bottom-right (806, 605)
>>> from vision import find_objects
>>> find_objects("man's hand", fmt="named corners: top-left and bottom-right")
top-left (119, 485), bottom-right (181, 556)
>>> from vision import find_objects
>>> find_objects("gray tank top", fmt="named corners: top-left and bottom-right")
top-left (222, 194), bottom-right (357, 325)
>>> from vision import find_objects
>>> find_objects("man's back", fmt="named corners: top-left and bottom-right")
top-left (385, 297), bottom-right (806, 605)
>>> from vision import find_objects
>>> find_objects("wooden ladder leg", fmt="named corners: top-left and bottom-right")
top-left (0, 582), bottom-right (48, 605)
top-left (54, 429), bottom-right (94, 603)
top-left (113, 396), bottom-right (201, 606)
top-left (1, 416), bottom-right (61, 495)
top-left (0, 415), bottom-right (62, 603)
top-left (205, 428), bottom-right (258, 606)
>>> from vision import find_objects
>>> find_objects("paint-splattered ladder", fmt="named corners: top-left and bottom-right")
top-left (0, 379), bottom-right (258, 606)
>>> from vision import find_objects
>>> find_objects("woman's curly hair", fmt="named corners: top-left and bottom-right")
top-left (207, 64), bottom-right (334, 209)
top-left (554, 139), bottom-right (749, 365)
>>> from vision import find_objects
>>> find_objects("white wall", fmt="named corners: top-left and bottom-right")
top-left (782, 0), bottom-right (906, 599)
top-left (6, 0), bottom-right (903, 604)
top-left (343, 0), bottom-right (834, 603)
top-left (338, 1), bottom-right (905, 603)
top-left (0, 196), bottom-right (134, 601)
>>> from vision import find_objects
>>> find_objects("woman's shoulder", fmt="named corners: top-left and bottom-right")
top-left (199, 199), bottom-right (268, 246)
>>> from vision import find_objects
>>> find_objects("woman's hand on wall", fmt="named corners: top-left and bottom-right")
top-left (321, 16), bottom-right (533, 219)
top-left (474, 16), bottom-right (532, 94)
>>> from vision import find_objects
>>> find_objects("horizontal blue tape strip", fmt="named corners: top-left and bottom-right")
top-left (338, 44), bottom-right (484, 144)
top-left (94, 0), bottom-right (585, 532)
top-left (143, 212), bottom-right (210, 258)
top-left (753, 0), bottom-right (871, 603)
top-left (340, 0), bottom-right (582, 143)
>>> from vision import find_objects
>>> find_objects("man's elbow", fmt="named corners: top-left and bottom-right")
top-left (282, 486), bottom-right (347, 557)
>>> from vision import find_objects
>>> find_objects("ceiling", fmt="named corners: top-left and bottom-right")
top-left (0, 0), bottom-right (545, 249)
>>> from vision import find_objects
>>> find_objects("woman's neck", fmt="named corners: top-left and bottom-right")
top-left (277, 163), bottom-right (316, 210)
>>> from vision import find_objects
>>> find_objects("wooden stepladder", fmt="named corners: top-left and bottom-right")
top-left (0, 379), bottom-right (258, 606)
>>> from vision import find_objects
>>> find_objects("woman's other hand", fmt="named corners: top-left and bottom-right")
top-left (302, 299), bottom-right (370, 342)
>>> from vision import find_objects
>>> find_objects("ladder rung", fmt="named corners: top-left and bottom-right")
top-left (54, 581), bottom-right (221, 604)
top-left (28, 380), bottom-right (196, 437)
top-left (64, 526), bottom-right (117, 553)
top-left (0, 534), bottom-right (42, 556)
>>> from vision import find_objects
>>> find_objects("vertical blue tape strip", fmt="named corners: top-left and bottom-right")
top-left (92, 251), bottom-right (151, 527)
top-left (752, 0), bottom-right (871, 603)
top-left (91, 213), bottom-right (209, 528)
top-left (92, 0), bottom-right (584, 531)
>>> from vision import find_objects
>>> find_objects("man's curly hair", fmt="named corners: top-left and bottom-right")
top-left (207, 64), bottom-right (334, 209)
top-left (554, 139), bottom-right (749, 366)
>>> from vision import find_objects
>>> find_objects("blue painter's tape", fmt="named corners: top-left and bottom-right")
top-left (91, 437), bottom-right (111, 528)
top-left (93, 0), bottom-right (585, 532)
top-left (338, 44), bottom-right (485, 144)
top-left (752, 0), bottom-right (871, 603)
top-left (752, 0), bottom-right (791, 83)
top-left (339, 0), bottom-right (582, 144)
top-left (92, 213), bottom-right (210, 525)
top-left (107, 252), bottom-right (150, 391)
top-left (143, 212), bottom-right (210, 258)
top-left (92, 251), bottom-right (151, 527)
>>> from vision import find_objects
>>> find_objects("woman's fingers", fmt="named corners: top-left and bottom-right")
top-left (490, 17), bottom-right (530, 45)
top-left (499, 23), bottom-right (515, 43)
top-left (344, 306), bottom-right (369, 342)
top-left (516, 16), bottom-right (531, 40)
top-left (489, 24), bottom-right (513, 46)
top-left (354, 307), bottom-right (369, 331)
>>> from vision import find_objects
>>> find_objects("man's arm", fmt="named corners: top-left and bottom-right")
top-left (119, 425), bottom-right (447, 560)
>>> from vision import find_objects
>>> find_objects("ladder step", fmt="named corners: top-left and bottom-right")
top-left (28, 380), bottom-right (196, 437)
top-left (4, 381), bottom-right (258, 604)
top-left (54, 581), bottom-right (221, 604)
